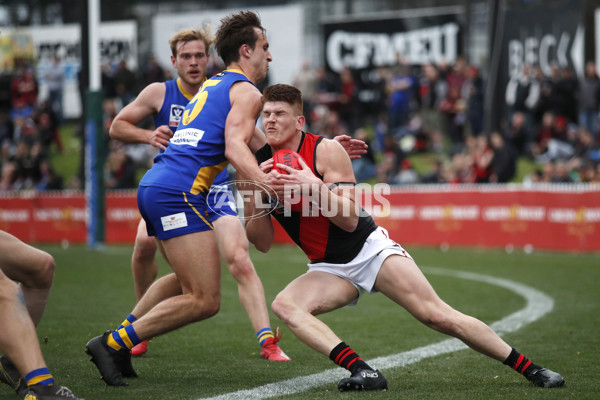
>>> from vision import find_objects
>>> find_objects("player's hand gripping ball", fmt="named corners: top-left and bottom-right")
top-left (271, 149), bottom-right (305, 212)
top-left (272, 149), bottom-right (304, 174)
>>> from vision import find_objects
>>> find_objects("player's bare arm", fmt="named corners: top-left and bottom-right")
top-left (240, 165), bottom-right (275, 253)
top-left (225, 82), bottom-right (276, 187)
top-left (109, 82), bottom-right (173, 150)
top-left (276, 139), bottom-right (360, 232)
top-left (249, 126), bottom-right (268, 153)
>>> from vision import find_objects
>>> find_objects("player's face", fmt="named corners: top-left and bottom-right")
top-left (173, 40), bottom-right (209, 88)
top-left (262, 101), bottom-right (304, 147)
top-left (249, 28), bottom-right (272, 83)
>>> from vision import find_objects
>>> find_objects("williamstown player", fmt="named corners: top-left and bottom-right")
top-left (108, 26), bottom-right (289, 362)
top-left (244, 84), bottom-right (565, 392)
top-left (85, 11), bottom-right (285, 386)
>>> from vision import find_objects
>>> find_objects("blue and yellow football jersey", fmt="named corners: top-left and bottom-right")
top-left (140, 70), bottom-right (252, 194)
top-left (154, 78), bottom-right (194, 134)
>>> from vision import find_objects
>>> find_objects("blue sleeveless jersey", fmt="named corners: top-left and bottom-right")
top-left (154, 78), bottom-right (193, 135)
top-left (140, 70), bottom-right (251, 193)
top-left (152, 78), bottom-right (229, 186)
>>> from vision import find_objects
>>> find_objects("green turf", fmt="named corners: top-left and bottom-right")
top-left (3, 244), bottom-right (598, 400)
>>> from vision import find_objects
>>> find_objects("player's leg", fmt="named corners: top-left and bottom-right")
top-left (129, 219), bottom-right (159, 356)
top-left (373, 254), bottom-right (564, 388)
top-left (129, 240), bottom-right (180, 319)
top-left (130, 231), bottom-right (222, 336)
top-left (130, 273), bottom-right (182, 319)
top-left (0, 271), bottom-right (44, 395)
top-left (131, 218), bottom-right (158, 302)
top-left (87, 230), bottom-right (221, 386)
top-left (87, 186), bottom-right (222, 386)
top-left (213, 215), bottom-right (289, 361)
top-left (0, 230), bottom-right (54, 326)
top-left (271, 271), bottom-right (355, 354)
top-left (271, 271), bottom-right (387, 391)
top-left (0, 271), bottom-right (82, 399)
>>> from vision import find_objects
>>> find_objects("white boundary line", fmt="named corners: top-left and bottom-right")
top-left (198, 266), bottom-right (554, 400)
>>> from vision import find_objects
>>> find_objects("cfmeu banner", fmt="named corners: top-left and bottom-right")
top-left (322, 9), bottom-right (462, 73)
top-left (322, 7), bottom-right (463, 119)
top-left (0, 185), bottom-right (599, 252)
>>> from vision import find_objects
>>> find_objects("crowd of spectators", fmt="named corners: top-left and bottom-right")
top-left (1, 53), bottom-right (600, 194)
top-left (293, 56), bottom-right (600, 185)
top-left (0, 62), bottom-right (65, 192)
top-left (0, 57), bottom-right (169, 193)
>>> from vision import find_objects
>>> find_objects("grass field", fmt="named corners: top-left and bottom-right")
top-left (1, 243), bottom-right (598, 400)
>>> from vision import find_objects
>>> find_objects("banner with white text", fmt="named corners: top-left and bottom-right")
top-left (0, 186), bottom-right (598, 253)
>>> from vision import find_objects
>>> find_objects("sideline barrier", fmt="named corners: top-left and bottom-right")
top-left (272, 183), bottom-right (600, 253)
top-left (0, 191), bottom-right (139, 245)
top-left (1, 184), bottom-right (599, 252)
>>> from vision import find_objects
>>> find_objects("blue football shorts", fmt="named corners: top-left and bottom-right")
top-left (137, 185), bottom-right (214, 240)
top-left (206, 183), bottom-right (238, 223)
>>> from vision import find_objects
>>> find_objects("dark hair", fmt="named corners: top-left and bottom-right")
top-left (215, 11), bottom-right (264, 66)
top-left (262, 84), bottom-right (303, 114)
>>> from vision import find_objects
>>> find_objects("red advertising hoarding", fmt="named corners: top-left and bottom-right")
top-left (1, 185), bottom-right (599, 252)
top-left (0, 191), bottom-right (140, 245)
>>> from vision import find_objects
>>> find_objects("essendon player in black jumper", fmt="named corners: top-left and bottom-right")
top-left (244, 84), bottom-right (565, 392)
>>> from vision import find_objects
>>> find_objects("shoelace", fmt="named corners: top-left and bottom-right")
top-left (272, 327), bottom-right (282, 344)
top-left (54, 386), bottom-right (78, 399)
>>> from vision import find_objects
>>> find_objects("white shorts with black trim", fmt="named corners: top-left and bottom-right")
top-left (307, 226), bottom-right (412, 305)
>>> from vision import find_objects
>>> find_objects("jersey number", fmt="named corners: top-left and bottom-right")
top-left (182, 80), bottom-right (221, 126)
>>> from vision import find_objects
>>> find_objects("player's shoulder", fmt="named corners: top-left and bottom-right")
top-left (132, 82), bottom-right (167, 109)
top-left (141, 81), bottom-right (168, 96)
top-left (316, 135), bottom-right (343, 153)
top-left (229, 80), bottom-right (262, 106)
top-left (315, 136), bottom-right (350, 176)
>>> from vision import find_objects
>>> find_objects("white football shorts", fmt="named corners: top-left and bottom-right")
top-left (307, 226), bottom-right (413, 305)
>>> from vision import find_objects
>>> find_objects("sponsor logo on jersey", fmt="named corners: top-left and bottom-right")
top-left (169, 105), bottom-right (185, 127)
top-left (170, 128), bottom-right (205, 146)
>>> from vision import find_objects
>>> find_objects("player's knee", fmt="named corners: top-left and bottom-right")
top-left (271, 293), bottom-right (297, 324)
top-left (425, 310), bottom-right (459, 334)
top-left (225, 251), bottom-right (255, 281)
top-left (189, 293), bottom-right (221, 321)
top-left (24, 252), bottom-right (55, 290)
top-left (133, 234), bottom-right (157, 259)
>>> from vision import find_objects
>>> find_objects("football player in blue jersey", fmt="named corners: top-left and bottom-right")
top-left (107, 21), bottom-right (367, 364)
top-left (85, 11), bottom-right (297, 386)
top-left (108, 27), bottom-right (290, 361)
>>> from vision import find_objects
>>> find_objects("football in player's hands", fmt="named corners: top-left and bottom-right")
top-left (272, 149), bottom-right (304, 174)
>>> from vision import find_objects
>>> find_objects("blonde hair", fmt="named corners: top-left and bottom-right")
top-left (168, 27), bottom-right (213, 58)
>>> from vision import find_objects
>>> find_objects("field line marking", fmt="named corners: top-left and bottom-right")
top-left (198, 266), bottom-right (554, 400)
